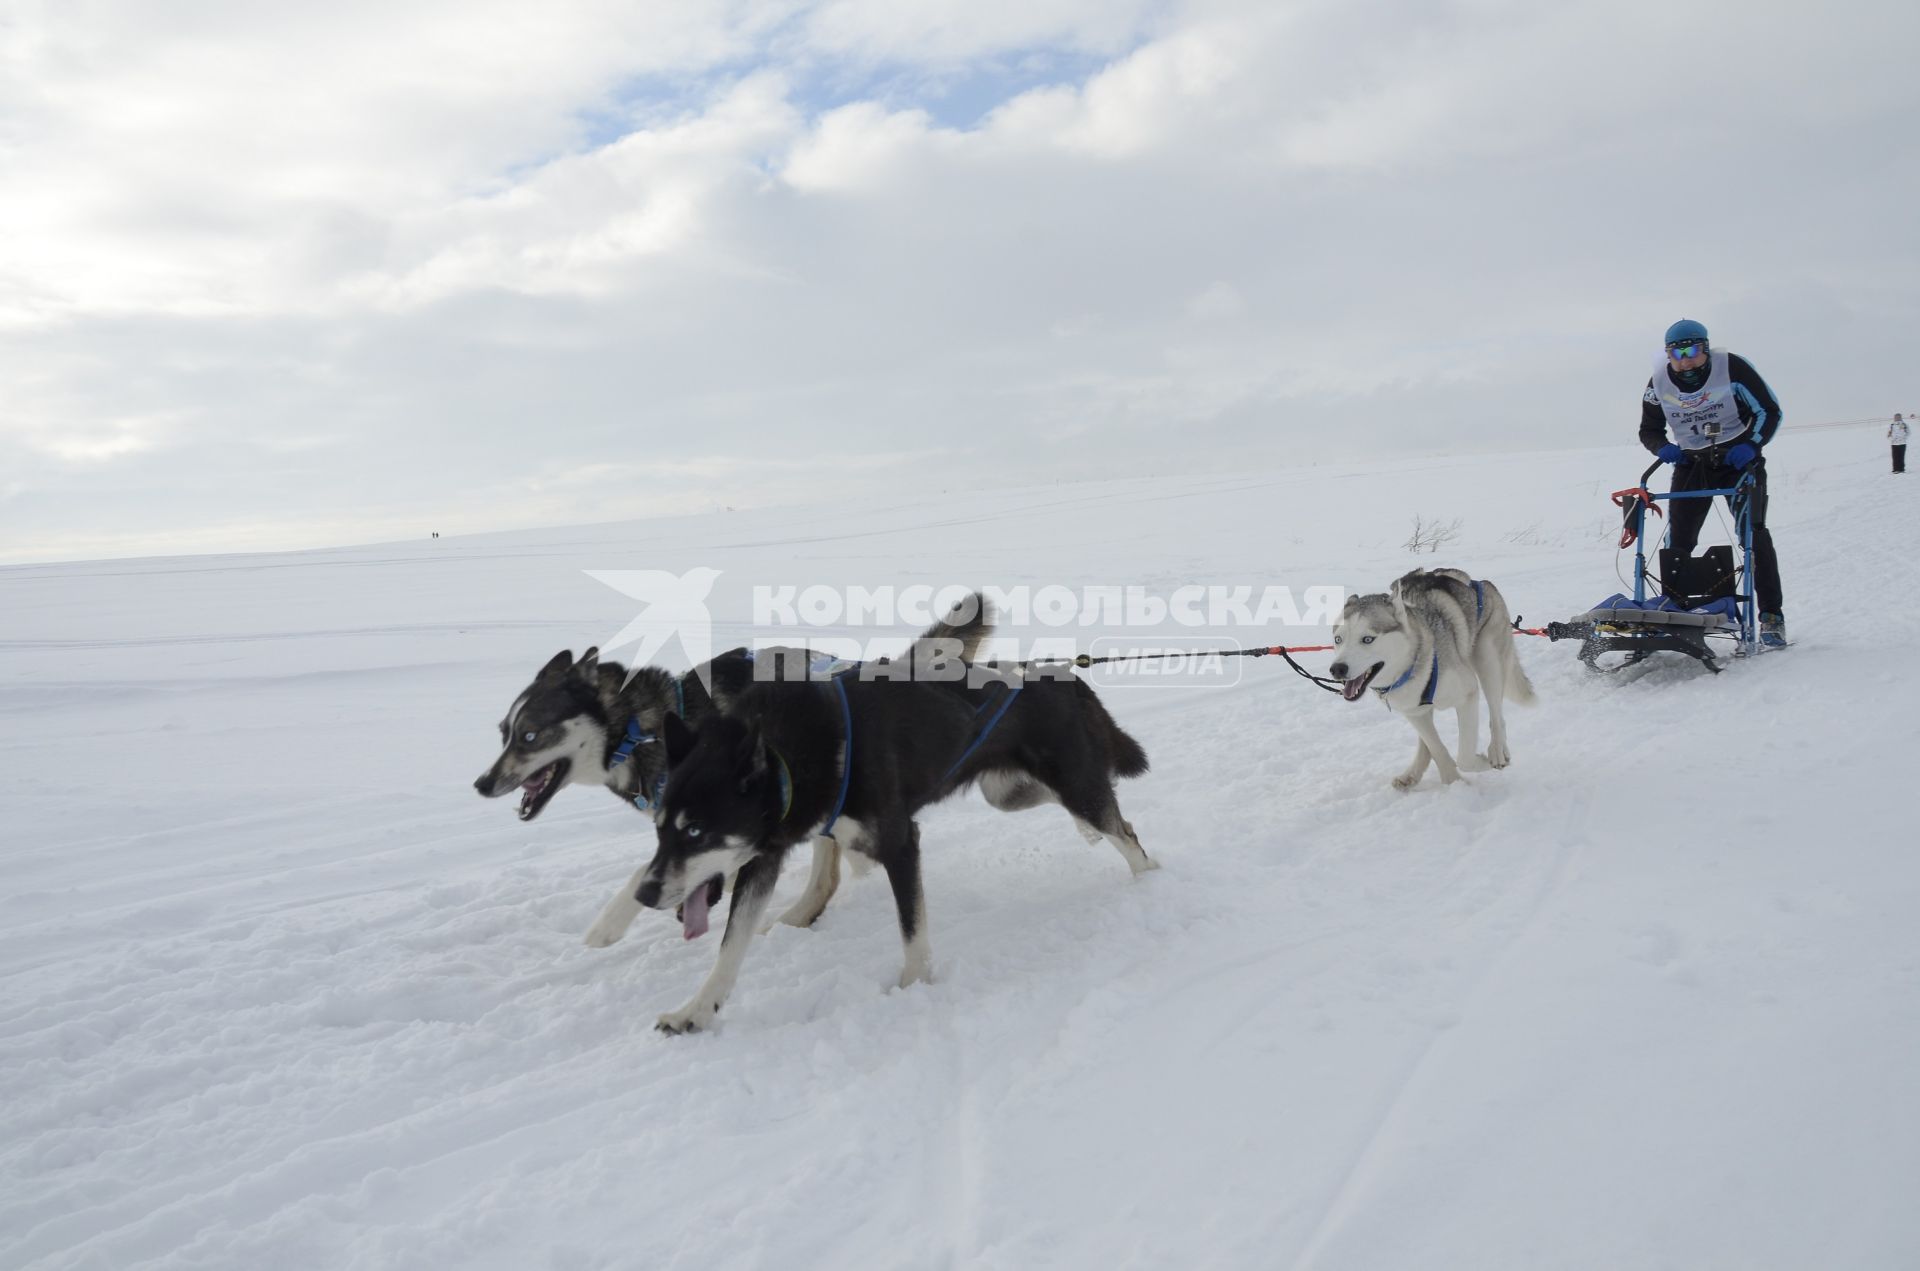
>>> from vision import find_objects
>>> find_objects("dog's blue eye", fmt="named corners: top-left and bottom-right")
top-left (1333, 635), bottom-right (1342, 644)
top-left (1361, 635), bottom-right (1375, 645)
top-left (685, 825), bottom-right (703, 840)
top-left (523, 730), bottom-right (538, 743)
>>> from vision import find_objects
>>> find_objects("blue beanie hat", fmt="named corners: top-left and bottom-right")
top-left (1664, 318), bottom-right (1709, 347)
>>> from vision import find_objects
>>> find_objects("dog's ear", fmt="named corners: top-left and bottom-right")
top-left (662, 711), bottom-right (695, 764)
top-left (538, 650), bottom-right (573, 680)
top-left (575, 647), bottom-right (600, 676)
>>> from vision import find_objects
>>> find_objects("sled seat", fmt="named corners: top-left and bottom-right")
top-left (1582, 605), bottom-right (1732, 630)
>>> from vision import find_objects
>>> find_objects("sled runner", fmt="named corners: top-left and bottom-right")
top-left (1547, 458), bottom-right (1764, 673)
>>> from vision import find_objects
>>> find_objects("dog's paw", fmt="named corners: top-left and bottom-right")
top-left (897, 964), bottom-right (934, 991)
top-left (583, 913), bottom-right (631, 948)
top-left (1457, 753), bottom-right (1492, 773)
top-left (656, 1002), bottom-right (717, 1035)
top-left (584, 888), bottom-right (642, 948)
top-left (1485, 743), bottom-right (1511, 769)
top-left (1392, 772), bottom-right (1422, 791)
top-left (776, 902), bottom-right (826, 930)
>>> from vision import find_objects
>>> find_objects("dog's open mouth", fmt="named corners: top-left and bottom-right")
top-left (1341, 663), bottom-right (1385, 702)
top-left (678, 874), bottom-right (724, 941)
top-left (517, 760), bottom-right (569, 821)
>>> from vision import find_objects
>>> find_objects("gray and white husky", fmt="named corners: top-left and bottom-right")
top-left (1329, 568), bottom-right (1537, 789)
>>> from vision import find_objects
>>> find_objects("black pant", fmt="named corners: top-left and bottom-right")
top-left (1668, 457), bottom-right (1783, 615)
top-left (1895, 444), bottom-right (1907, 473)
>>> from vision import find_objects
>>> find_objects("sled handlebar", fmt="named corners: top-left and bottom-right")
top-left (1611, 460), bottom-right (1666, 550)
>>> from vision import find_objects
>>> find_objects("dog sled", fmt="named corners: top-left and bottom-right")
top-left (1545, 457), bottom-right (1763, 673)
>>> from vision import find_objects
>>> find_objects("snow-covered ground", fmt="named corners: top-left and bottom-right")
top-left (4, 443), bottom-right (1916, 1270)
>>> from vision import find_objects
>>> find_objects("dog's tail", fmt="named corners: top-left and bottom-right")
top-left (912, 591), bottom-right (995, 664)
top-left (1475, 579), bottom-right (1538, 707)
top-left (1504, 631), bottom-right (1538, 705)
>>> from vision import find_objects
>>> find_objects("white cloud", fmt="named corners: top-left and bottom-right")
top-left (800, 0), bottom-right (1156, 63)
top-left (19, 412), bottom-right (180, 464)
top-left (784, 101), bottom-right (944, 192)
top-left (1186, 281), bottom-right (1248, 322)
top-left (359, 74), bottom-right (805, 308)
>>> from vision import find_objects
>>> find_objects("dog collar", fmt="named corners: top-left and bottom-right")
top-left (610, 718), bottom-right (672, 811)
top-left (609, 673), bottom-right (692, 810)
top-left (631, 771), bottom-right (668, 813)
top-left (1376, 653), bottom-right (1439, 707)
top-left (608, 717), bottom-right (657, 768)
top-left (607, 672), bottom-right (689, 768)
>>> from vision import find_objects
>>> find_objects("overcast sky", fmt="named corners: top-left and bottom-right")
top-left (3, 0), bottom-right (1917, 562)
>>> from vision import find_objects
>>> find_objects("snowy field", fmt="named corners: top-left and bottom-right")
top-left (3, 443), bottom-right (1916, 1270)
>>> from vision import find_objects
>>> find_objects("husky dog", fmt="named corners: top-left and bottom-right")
top-left (475, 608), bottom-right (998, 939)
top-left (473, 644), bottom-right (769, 928)
top-left (475, 647), bottom-right (743, 825)
top-left (1329, 568), bottom-right (1537, 790)
top-left (620, 594), bottom-right (1155, 1034)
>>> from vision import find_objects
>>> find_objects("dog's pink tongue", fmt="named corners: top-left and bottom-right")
top-left (681, 882), bottom-right (711, 941)
top-left (1343, 677), bottom-right (1367, 701)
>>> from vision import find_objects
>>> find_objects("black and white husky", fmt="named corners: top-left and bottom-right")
top-left (613, 594), bottom-right (1156, 1034)
top-left (473, 643), bottom-right (767, 926)
top-left (474, 646), bottom-right (746, 825)
top-left (1329, 567), bottom-right (1537, 789)
top-left (472, 605), bottom-right (995, 937)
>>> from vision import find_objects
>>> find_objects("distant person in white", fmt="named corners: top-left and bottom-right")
top-left (1891, 413), bottom-right (1909, 475)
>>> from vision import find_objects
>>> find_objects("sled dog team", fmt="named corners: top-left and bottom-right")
top-left (475, 569), bottom-right (1533, 1032)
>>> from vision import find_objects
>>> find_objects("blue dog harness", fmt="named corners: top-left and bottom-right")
top-left (941, 676), bottom-right (1024, 783)
top-left (1375, 580), bottom-right (1486, 709)
top-left (817, 672), bottom-right (853, 837)
top-left (607, 674), bottom-right (688, 811)
top-left (774, 657), bottom-right (1018, 834)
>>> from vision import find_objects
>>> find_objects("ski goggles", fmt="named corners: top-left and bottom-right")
top-left (1665, 341), bottom-right (1707, 361)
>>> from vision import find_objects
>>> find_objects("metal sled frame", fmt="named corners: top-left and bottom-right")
top-left (1561, 612), bottom-right (1729, 675)
top-left (1551, 464), bottom-right (1760, 673)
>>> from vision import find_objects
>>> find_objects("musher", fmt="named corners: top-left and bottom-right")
top-left (1639, 318), bottom-right (1787, 648)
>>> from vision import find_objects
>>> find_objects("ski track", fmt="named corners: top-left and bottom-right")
top-left (3, 446), bottom-right (1917, 1269)
top-left (1284, 788), bottom-right (1590, 1271)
